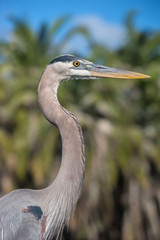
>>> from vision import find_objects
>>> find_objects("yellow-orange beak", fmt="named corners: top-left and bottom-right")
top-left (88, 64), bottom-right (150, 79)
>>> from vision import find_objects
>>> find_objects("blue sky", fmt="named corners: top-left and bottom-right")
top-left (0, 0), bottom-right (159, 54)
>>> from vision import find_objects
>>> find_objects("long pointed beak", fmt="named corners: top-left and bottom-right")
top-left (88, 64), bottom-right (150, 79)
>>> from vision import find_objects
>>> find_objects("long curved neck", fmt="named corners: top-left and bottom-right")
top-left (38, 66), bottom-right (85, 237)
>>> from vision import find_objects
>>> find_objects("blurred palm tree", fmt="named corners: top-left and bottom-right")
top-left (72, 12), bottom-right (160, 240)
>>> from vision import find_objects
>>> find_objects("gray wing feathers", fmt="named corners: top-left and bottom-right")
top-left (0, 190), bottom-right (44, 240)
top-left (0, 207), bottom-right (43, 240)
top-left (16, 211), bottom-right (42, 240)
top-left (0, 211), bottom-right (42, 240)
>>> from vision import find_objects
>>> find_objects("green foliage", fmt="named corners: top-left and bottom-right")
top-left (0, 13), bottom-right (160, 240)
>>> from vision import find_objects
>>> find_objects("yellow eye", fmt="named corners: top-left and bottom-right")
top-left (73, 61), bottom-right (80, 67)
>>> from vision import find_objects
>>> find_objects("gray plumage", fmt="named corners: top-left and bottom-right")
top-left (0, 55), bottom-right (149, 240)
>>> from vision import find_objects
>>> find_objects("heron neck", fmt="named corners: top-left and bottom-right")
top-left (38, 67), bottom-right (85, 210)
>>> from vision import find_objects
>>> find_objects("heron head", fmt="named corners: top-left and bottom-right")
top-left (49, 54), bottom-right (150, 81)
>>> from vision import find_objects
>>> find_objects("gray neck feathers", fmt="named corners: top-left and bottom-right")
top-left (38, 66), bottom-right (85, 239)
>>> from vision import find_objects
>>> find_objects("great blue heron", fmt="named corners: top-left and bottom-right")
top-left (0, 55), bottom-right (149, 240)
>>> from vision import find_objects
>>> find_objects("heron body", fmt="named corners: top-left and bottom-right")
top-left (0, 55), bottom-right (149, 240)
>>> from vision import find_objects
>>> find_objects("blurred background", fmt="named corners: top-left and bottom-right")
top-left (0, 0), bottom-right (160, 240)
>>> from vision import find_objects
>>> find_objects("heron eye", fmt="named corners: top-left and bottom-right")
top-left (73, 61), bottom-right (80, 67)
